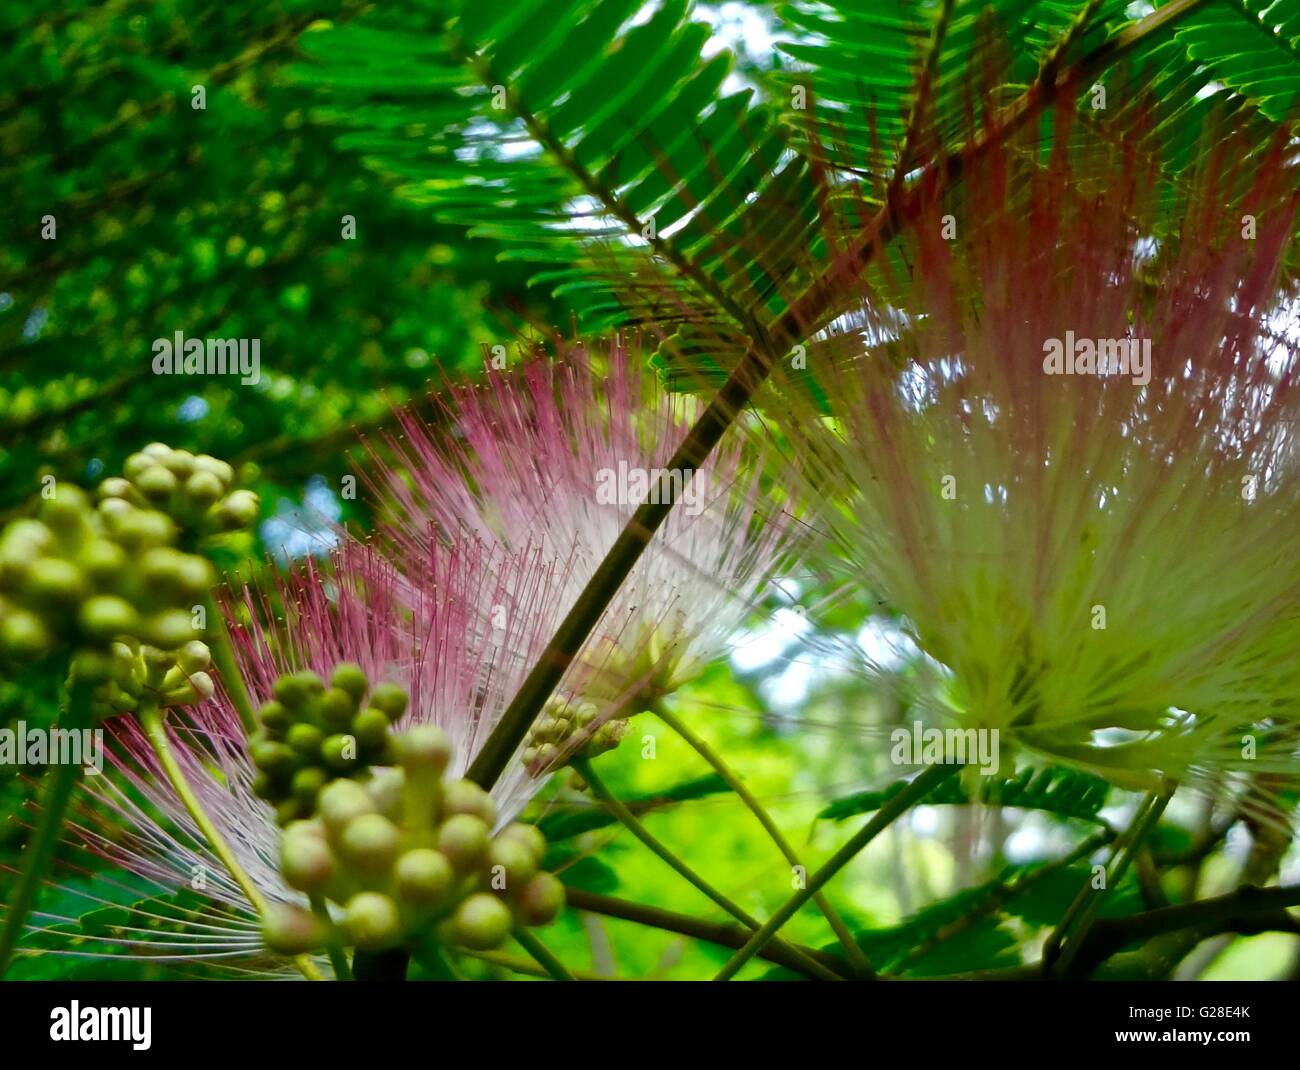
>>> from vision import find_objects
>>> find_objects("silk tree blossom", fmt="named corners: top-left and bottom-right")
top-left (58, 537), bottom-right (581, 972)
top-left (782, 128), bottom-right (1300, 807)
top-left (367, 336), bottom-right (803, 758)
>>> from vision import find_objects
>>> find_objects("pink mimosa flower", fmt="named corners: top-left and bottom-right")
top-left (59, 537), bottom-right (575, 971)
top-left (369, 336), bottom-right (801, 714)
top-left (782, 124), bottom-right (1300, 804)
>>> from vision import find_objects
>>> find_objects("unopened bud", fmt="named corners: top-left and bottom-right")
top-left (213, 489), bottom-right (260, 530)
top-left (451, 893), bottom-right (512, 950)
top-left (262, 903), bottom-right (324, 955)
top-left (398, 724), bottom-right (451, 771)
top-left (369, 681), bottom-right (409, 722)
top-left (516, 872), bottom-right (565, 927)
top-left (343, 892), bottom-right (402, 950)
top-left (442, 779), bottom-right (497, 826)
top-left (185, 471), bottom-right (224, 506)
top-left (78, 595), bottom-right (141, 642)
top-left (395, 848), bottom-right (454, 910)
top-left (486, 838), bottom-right (537, 887)
top-left (338, 813), bottom-right (401, 877)
top-left (25, 557), bottom-right (85, 610)
top-left (176, 639), bottom-right (211, 673)
top-left (437, 814), bottom-right (489, 872)
top-left (1, 616), bottom-right (53, 665)
top-left (136, 465), bottom-right (179, 503)
top-left (318, 778), bottom-right (377, 835)
top-left (330, 662), bottom-right (368, 702)
top-left (281, 829), bottom-right (336, 892)
top-left (498, 823), bottom-right (547, 863)
top-left (319, 687), bottom-right (356, 728)
top-left (142, 609), bottom-right (196, 650)
top-left (351, 707), bottom-right (390, 750)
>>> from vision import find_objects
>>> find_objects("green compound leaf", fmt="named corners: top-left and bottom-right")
top-left (538, 773), bottom-right (730, 843)
top-left (818, 765), bottom-right (1112, 824)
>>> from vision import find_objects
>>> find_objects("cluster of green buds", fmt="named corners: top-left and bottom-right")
top-left (250, 664), bottom-right (408, 825)
top-left (0, 484), bottom-right (214, 670)
top-left (263, 723), bottom-right (564, 959)
top-left (522, 692), bottom-right (628, 776)
top-left (99, 442), bottom-right (259, 542)
top-left (89, 638), bottom-right (215, 719)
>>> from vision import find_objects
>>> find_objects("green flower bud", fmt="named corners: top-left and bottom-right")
top-left (318, 687), bottom-right (356, 728)
top-left (351, 707), bottom-right (390, 750)
top-left (161, 449), bottom-right (196, 479)
top-left (531, 713), bottom-right (562, 744)
top-left (284, 818), bottom-right (327, 840)
top-left (262, 903), bottom-right (324, 955)
top-left (281, 830), bottom-right (336, 892)
top-left (320, 733), bottom-right (358, 771)
top-left (108, 508), bottom-right (175, 551)
top-left (141, 442), bottom-right (173, 460)
top-left (136, 465), bottom-right (179, 503)
top-left (184, 470), bottom-right (225, 507)
top-left (395, 848), bottom-right (454, 910)
top-left (343, 892), bottom-right (402, 950)
top-left (0, 520), bottom-right (53, 585)
top-left (193, 455), bottom-right (235, 484)
top-left (450, 893), bottom-right (512, 951)
top-left (318, 779), bottom-right (377, 835)
top-left (486, 838), bottom-right (537, 889)
top-left (398, 724), bottom-right (451, 772)
top-left (258, 700), bottom-right (292, 733)
top-left (212, 489), bottom-right (260, 531)
top-left (96, 497), bottom-right (133, 527)
top-left (330, 662), bottom-right (368, 702)
top-left (442, 779), bottom-right (497, 827)
top-left (365, 768), bottom-right (405, 821)
top-left (79, 539), bottom-right (128, 586)
top-left (25, 557), bottom-right (85, 610)
top-left (251, 739), bottom-right (298, 777)
top-left (78, 595), bottom-right (141, 642)
top-left (515, 873), bottom-right (565, 927)
top-left (437, 814), bottom-right (489, 873)
top-left (369, 681), bottom-right (409, 722)
top-left (498, 823), bottom-right (547, 863)
top-left (167, 670), bottom-right (214, 705)
top-left (287, 722), bottom-right (325, 759)
top-left (275, 670), bottom-right (323, 710)
top-left (338, 813), bottom-right (401, 877)
top-left (176, 639), bottom-right (211, 673)
top-left (39, 486), bottom-right (92, 534)
top-left (122, 453), bottom-right (153, 479)
top-left (97, 478), bottom-right (138, 507)
top-left (291, 766), bottom-right (330, 806)
top-left (141, 609), bottom-right (197, 650)
top-left (141, 547), bottom-right (212, 598)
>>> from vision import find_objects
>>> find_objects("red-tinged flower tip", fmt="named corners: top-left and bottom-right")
top-left (779, 113), bottom-right (1300, 799)
top-left (365, 335), bottom-right (803, 715)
